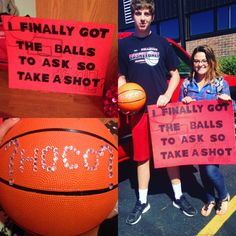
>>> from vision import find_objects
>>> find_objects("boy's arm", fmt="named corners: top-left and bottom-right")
top-left (118, 75), bottom-right (127, 88)
top-left (157, 69), bottom-right (180, 107)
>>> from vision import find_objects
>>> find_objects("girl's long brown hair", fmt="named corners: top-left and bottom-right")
top-left (190, 45), bottom-right (223, 82)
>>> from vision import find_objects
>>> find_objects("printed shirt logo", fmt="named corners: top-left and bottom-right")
top-left (129, 47), bottom-right (160, 66)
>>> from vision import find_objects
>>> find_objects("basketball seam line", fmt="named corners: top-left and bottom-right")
top-left (118, 89), bottom-right (144, 96)
top-left (0, 128), bottom-right (117, 150)
top-left (0, 177), bottom-right (118, 196)
top-left (118, 97), bottom-right (146, 104)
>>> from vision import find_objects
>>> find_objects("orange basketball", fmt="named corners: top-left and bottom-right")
top-left (0, 118), bottom-right (118, 236)
top-left (118, 82), bottom-right (146, 112)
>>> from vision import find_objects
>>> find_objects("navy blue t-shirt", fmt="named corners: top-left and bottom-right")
top-left (119, 33), bottom-right (180, 108)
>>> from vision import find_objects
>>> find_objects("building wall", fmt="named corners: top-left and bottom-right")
top-left (186, 34), bottom-right (236, 58)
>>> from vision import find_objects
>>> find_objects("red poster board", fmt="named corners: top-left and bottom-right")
top-left (2, 15), bottom-right (114, 96)
top-left (148, 100), bottom-right (236, 168)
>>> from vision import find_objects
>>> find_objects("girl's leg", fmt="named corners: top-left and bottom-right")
top-left (199, 165), bottom-right (217, 202)
top-left (199, 165), bottom-right (217, 216)
top-left (201, 165), bottom-right (227, 201)
top-left (200, 164), bottom-right (229, 216)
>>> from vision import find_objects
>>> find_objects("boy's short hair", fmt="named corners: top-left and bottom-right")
top-left (130, 0), bottom-right (155, 16)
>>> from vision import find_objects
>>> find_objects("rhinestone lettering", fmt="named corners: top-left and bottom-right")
top-left (3, 139), bottom-right (115, 185)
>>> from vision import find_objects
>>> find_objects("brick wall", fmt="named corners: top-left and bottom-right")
top-left (186, 33), bottom-right (236, 58)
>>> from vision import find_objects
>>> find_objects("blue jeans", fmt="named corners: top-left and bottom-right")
top-left (199, 165), bottom-right (228, 202)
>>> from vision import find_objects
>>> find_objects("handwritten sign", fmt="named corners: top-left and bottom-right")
top-left (148, 100), bottom-right (236, 168)
top-left (2, 15), bottom-right (114, 96)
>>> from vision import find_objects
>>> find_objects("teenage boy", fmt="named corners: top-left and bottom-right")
top-left (118, 0), bottom-right (197, 225)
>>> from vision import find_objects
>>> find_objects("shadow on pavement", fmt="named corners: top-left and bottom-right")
top-left (119, 159), bottom-right (206, 203)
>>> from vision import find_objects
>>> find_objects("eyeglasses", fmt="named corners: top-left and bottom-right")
top-left (193, 59), bottom-right (208, 65)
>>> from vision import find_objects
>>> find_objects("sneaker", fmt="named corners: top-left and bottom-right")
top-left (126, 200), bottom-right (150, 225)
top-left (173, 195), bottom-right (197, 217)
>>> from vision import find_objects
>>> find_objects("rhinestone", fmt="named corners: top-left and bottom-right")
top-left (64, 162), bottom-right (69, 168)
top-left (98, 151), bottom-right (104, 156)
top-left (5, 143), bottom-right (9, 149)
top-left (108, 183), bottom-right (114, 189)
top-left (62, 153), bottom-right (67, 158)
top-left (9, 178), bottom-right (14, 185)
top-left (62, 158), bottom-right (68, 163)
top-left (73, 164), bottom-right (79, 169)
top-left (42, 149), bottom-right (47, 155)
top-left (54, 153), bottom-right (59, 158)
top-left (34, 148), bottom-right (39, 153)
top-left (83, 153), bottom-right (88, 159)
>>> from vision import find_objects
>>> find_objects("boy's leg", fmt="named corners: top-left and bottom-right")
top-left (138, 160), bottom-right (150, 204)
top-left (167, 167), bottom-right (182, 199)
top-left (167, 167), bottom-right (197, 217)
top-left (126, 113), bottom-right (151, 225)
